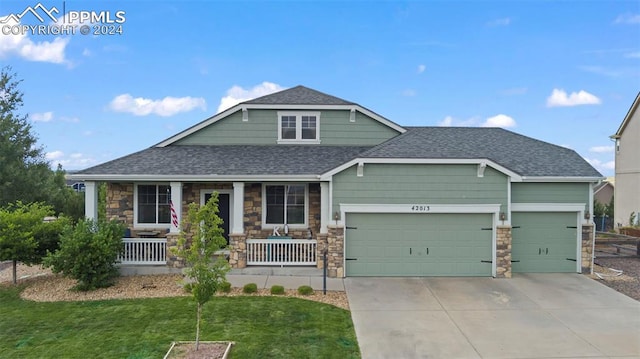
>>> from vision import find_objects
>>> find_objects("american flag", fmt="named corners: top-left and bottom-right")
top-left (170, 200), bottom-right (179, 228)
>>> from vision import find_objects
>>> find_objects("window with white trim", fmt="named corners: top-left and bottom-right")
top-left (277, 111), bottom-right (320, 143)
top-left (263, 184), bottom-right (307, 226)
top-left (136, 184), bottom-right (170, 225)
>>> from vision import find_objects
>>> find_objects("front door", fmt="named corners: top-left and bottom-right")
top-left (204, 192), bottom-right (230, 245)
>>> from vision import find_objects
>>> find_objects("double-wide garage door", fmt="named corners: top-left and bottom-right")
top-left (511, 212), bottom-right (578, 273)
top-left (345, 213), bottom-right (493, 276)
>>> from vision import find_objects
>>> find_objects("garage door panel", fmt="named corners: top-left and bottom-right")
top-left (346, 213), bottom-right (493, 276)
top-left (512, 212), bottom-right (578, 273)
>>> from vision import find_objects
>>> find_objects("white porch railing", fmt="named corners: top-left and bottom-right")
top-left (118, 238), bottom-right (167, 265)
top-left (246, 239), bottom-right (317, 266)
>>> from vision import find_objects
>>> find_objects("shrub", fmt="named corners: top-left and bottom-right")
top-left (183, 283), bottom-right (193, 293)
top-left (270, 285), bottom-right (285, 295)
top-left (43, 219), bottom-right (125, 291)
top-left (220, 281), bottom-right (232, 293)
top-left (243, 283), bottom-right (258, 294)
top-left (297, 285), bottom-right (314, 295)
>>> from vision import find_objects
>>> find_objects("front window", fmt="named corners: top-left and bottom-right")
top-left (301, 116), bottom-right (316, 139)
top-left (281, 115), bottom-right (297, 140)
top-left (277, 111), bottom-right (320, 143)
top-left (137, 184), bottom-right (170, 225)
top-left (264, 184), bottom-right (306, 226)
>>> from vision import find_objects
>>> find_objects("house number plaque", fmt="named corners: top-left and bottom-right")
top-left (411, 205), bottom-right (430, 212)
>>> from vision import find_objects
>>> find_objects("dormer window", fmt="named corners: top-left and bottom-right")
top-left (277, 111), bottom-right (320, 144)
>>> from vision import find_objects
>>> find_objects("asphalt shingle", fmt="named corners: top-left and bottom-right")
top-left (76, 145), bottom-right (371, 176)
top-left (362, 127), bottom-right (602, 177)
top-left (243, 85), bottom-right (356, 105)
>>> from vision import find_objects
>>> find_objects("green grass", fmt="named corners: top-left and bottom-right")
top-left (0, 285), bottom-right (360, 358)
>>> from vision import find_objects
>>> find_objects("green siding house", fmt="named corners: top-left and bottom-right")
top-left (71, 86), bottom-right (602, 278)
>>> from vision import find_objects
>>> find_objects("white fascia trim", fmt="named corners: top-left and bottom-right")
top-left (320, 158), bottom-right (523, 181)
top-left (340, 203), bottom-right (501, 215)
top-left (511, 203), bottom-right (586, 212)
top-left (68, 174), bottom-right (321, 182)
top-left (520, 176), bottom-right (604, 183)
top-left (156, 104), bottom-right (405, 147)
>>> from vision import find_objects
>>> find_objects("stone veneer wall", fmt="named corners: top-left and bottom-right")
top-left (106, 183), bottom-right (134, 226)
top-left (495, 225), bottom-right (512, 278)
top-left (243, 183), bottom-right (321, 239)
top-left (581, 224), bottom-right (594, 274)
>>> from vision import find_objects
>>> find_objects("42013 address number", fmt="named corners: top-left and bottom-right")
top-left (411, 205), bottom-right (430, 212)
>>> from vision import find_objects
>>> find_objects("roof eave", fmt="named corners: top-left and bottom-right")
top-left (612, 92), bottom-right (640, 138)
top-left (320, 158), bottom-right (523, 181)
top-left (520, 176), bottom-right (605, 183)
top-left (67, 174), bottom-right (321, 182)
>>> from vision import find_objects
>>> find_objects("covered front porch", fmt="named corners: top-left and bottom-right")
top-left (82, 180), bottom-right (343, 275)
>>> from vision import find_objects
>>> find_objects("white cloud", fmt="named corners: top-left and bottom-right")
top-left (482, 114), bottom-right (516, 128)
top-left (438, 114), bottom-right (516, 128)
top-left (546, 88), bottom-right (602, 107)
top-left (46, 151), bottom-right (97, 170)
top-left (109, 94), bottom-right (206, 117)
top-left (217, 82), bottom-right (284, 113)
top-left (0, 15), bottom-right (69, 64)
top-left (614, 13), bottom-right (640, 24)
top-left (82, 48), bottom-right (92, 57)
top-left (438, 116), bottom-right (454, 126)
top-left (31, 111), bottom-right (53, 122)
top-left (417, 64), bottom-right (426, 74)
top-left (45, 150), bottom-right (64, 160)
top-left (487, 17), bottom-right (511, 27)
top-left (585, 158), bottom-right (615, 173)
top-left (589, 145), bottom-right (615, 153)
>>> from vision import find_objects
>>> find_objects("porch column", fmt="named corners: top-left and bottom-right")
top-left (232, 182), bottom-right (245, 234)
top-left (170, 182), bottom-right (182, 233)
top-left (320, 182), bottom-right (329, 234)
top-left (84, 181), bottom-right (98, 220)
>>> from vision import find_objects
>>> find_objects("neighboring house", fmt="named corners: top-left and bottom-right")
top-left (70, 86), bottom-right (602, 278)
top-left (611, 93), bottom-right (640, 228)
top-left (593, 180), bottom-right (614, 206)
top-left (65, 179), bottom-right (85, 192)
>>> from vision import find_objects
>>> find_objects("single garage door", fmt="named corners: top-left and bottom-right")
top-left (345, 213), bottom-right (493, 276)
top-left (511, 212), bottom-right (578, 273)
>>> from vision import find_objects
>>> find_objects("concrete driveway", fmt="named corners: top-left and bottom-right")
top-left (345, 274), bottom-right (640, 359)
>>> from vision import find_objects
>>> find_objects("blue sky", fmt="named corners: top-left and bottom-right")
top-left (1, 1), bottom-right (638, 177)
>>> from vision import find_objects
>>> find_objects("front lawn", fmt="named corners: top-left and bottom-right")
top-left (0, 285), bottom-right (360, 358)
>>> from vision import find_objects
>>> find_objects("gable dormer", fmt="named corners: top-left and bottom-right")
top-left (158, 86), bottom-right (405, 147)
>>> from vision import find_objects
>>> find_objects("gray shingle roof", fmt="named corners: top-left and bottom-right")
top-left (76, 145), bottom-right (371, 176)
top-left (76, 128), bottom-right (601, 179)
top-left (362, 127), bottom-right (602, 177)
top-left (243, 85), bottom-right (356, 105)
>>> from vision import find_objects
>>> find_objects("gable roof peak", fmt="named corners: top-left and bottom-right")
top-left (242, 85), bottom-right (356, 106)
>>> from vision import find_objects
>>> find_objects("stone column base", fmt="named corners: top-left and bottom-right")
top-left (326, 226), bottom-right (344, 278)
top-left (229, 233), bottom-right (247, 269)
top-left (496, 225), bottom-right (512, 278)
top-left (316, 233), bottom-right (328, 269)
top-left (581, 224), bottom-right (594, 274)
top-left (166, 233), bottom-right (185, 268)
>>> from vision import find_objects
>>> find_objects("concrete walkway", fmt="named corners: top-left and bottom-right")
top-left (345, 274), bottom-right (640, 359)
top-left (119, 265), bottom-right (345, 291)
